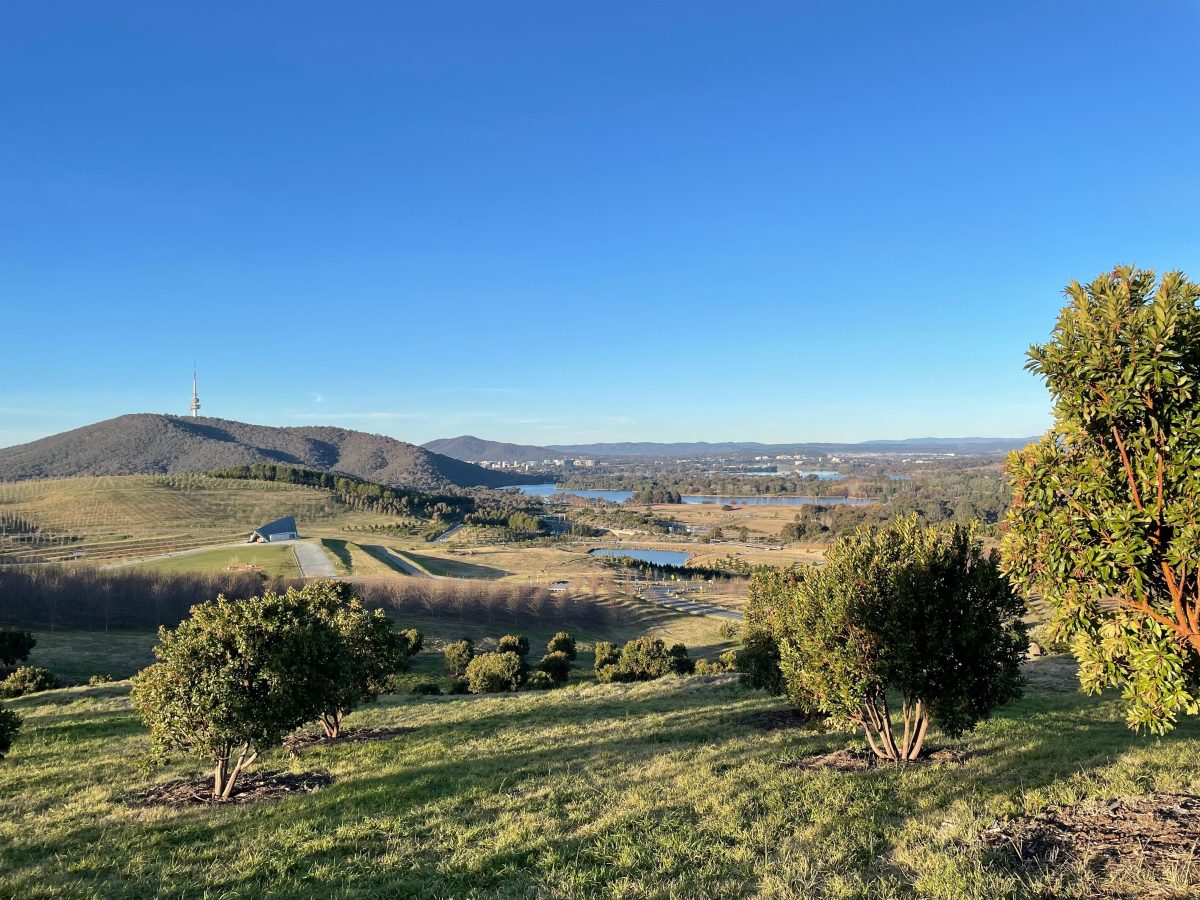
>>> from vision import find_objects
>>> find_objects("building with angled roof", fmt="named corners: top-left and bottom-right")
top-left (250, 515), bottom-right (298, 543)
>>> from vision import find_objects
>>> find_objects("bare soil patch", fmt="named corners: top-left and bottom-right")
top-left (134, 771), bottom-right (333, 807)
top-left (783, 746), bottom-right (972, 771)
top-left (983, 794), bottom-right (1200, 883)
top-left (286, 725), bottom-right (415, 751)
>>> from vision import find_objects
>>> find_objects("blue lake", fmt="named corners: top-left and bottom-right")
top-left (511, 484), bottom-right (874, 507)
top-left (589, 548), bottom-right (693, 566)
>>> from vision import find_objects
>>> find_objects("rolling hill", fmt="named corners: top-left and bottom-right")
top-left (421, 435), bottom-right (564, 463)
top-left (0, 415), bottom-right (539, 489)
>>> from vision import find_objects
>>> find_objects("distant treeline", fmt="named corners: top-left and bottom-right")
top-left (0, 565), bottom-right (610, 632)
top-left (593, 554), bottom-right (740, 581)
top-left (208, 465), bottom-right (472, 520)
top-left (560, 473), bottom-right (853, 498)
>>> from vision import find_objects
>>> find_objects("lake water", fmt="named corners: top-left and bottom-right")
top-left (511, 484), bottom-right (874, 506)
top-left (589, 548), bottom-right (693, 566)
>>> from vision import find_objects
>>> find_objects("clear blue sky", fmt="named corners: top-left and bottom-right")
top-left (3, 1), bottom-right (1198, 448)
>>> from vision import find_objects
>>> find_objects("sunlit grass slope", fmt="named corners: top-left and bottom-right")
top-left (3, 649), bottom-right (1198, 898)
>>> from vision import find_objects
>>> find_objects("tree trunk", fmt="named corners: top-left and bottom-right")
top-left (320, 711), bottom-right (343, 739)
top-left (861, 693), bottom-right (929, 762)
top-left (220, 745), bottom-right (258, 799)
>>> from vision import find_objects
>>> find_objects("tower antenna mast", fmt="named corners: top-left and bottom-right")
top-left (190, 365), bottom-right (201, 418)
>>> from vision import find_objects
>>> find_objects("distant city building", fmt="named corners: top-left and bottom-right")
top-left (250, 515), bottom-right (298, 543)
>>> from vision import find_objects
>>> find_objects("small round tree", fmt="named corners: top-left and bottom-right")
top-left (497, 634), bottom-right (530, 657)
top-left (298, 582), bottom-right (422, 739)
top-left (0, 629), bottom-right (35, 670)
top-left (762, 516), bottom-right (1026, 761)
top-left (130, 590), bottom-right (343, 799)
top-left (0, 703), bottom-right (20, 759)
top-left (546, 632), bottom-right (577, 660)
top-left (1003, 267), bottom-right (1200, 734)
top-left (466, 651), bottom-right (524, 693)
top-left (444, 639), bottom-right (475, 676)
top-left (537, 650), bottom-right (572, 684)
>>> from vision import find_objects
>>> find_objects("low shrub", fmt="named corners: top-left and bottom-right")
top-left (694, 652), bottom-right (738, 675)
top-left (538, 651), bottom-right (572, 684)
top-left (547, 631), bottom-right (577, 660)
top-left (447, 676), bottom-right (470, 695)
top-left (524, 670), bottom-right (556, 690)
top-left (0, 666), bottom-right (60, 698)
top-left (593, 641), bottom-right (619, 673)
top-left (88, 674), bottom-right (114, 685)
top-left (408, 681), bottom-right (442, 696)
top-left (0, 703), bottom-right (20, 759)
top-left (466, 651), bottom-right (524, 693)
top-left (595, 638), bottom-right (692, 683)
top-left (444, 639), bottom-right (475, 676)
top-left (497, 634), bottom-right (530, 658)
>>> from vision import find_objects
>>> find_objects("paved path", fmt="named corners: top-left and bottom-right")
top-left (362, 545), bottom-right (436, 578)
top-left (293, 540), bottom-right (336, 577)
top-left (433, 524), bottom-right (465, 544)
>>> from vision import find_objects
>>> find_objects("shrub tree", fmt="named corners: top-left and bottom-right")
top-left (444, 639), bottom-right (475, 676)
top-left (595, 637), bottom-right (693, 683)
top-left (1003, 266), bottom-right (1200, 734)
top-left (0, 666), bottom-right (59, 698)
top-left (761, 516), bottom-right (1026, 761)
top-left (547, 632), bottom-right (577, 660)
top-left (130, 591), bottom-right (344, 799)
top-left (497, 634), bottom-right (530, 657)
top-left (0, 703), bottom-right (19, 759)
top-left (466, 651), bottom-right (525, 693)
top-left (593, 641), bottom-right (619, 673)
top-left (524, 670), bottom-right (555, 690)
top-left (735, 629), bottom-right (786, 696)
top-left (0, 629), bottom-right (35, 669)
top-left (538, 650), bottom-right (572, 684)
top-left (298, 582), bottom-right (422, 738)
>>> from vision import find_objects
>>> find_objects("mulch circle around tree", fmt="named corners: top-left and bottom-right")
top-left (982, 794), bottom-right (1200, 879)
top-left (285, 725), bottom-right (415, 751)
top-left (782, 746), bottom-right (973, 771)
top-left (133, 771), bottom-right (334, 807)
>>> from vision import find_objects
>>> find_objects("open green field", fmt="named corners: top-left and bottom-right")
top-left (4, 636), bottom-right (1198, 898)
top-left (131, 543), bottom-right (302, 577)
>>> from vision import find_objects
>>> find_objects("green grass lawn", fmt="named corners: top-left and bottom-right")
top-left (3, 644), bottom-right (1199, 898)
top-left (131, 543), bottom-right (302, 578)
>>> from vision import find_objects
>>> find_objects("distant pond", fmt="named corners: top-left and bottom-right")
top-left (511, 484), bottom-right (874, 507)
top-left (589, 548), bottom-right (693, 566)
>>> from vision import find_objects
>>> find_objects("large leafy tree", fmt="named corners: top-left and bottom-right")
top-left (131, 590), bottom-right (344, 799)
top-left (1003, 266), bottom-right (1200, 733)
top-left (757, 517), bottom-right (1026, 761)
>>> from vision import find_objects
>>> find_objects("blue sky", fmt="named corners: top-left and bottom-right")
top-left (2, 1), bottom-right (1198, 447)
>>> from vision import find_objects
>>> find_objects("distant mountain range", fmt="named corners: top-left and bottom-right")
top-left (421, 435), bottom-right (572, 464)
top-left (0, 415), bottom-right (540, 489)
top-left (424, 435), bottom-right (1039, 461)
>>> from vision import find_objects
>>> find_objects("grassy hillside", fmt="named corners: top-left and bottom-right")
top-left (132, 544), bottom-right (303, 578)
top-left (2, 648), bottom-right (1196, 898)
top-left (0, 474), bottom-right (390, 565)
top-left (0, 414), bottom-right (541, 489)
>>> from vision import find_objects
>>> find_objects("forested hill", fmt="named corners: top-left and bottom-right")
top-left (0, 414), bottom-right (541, 490)
top-left (421, 434), bottom-right (562, 463)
